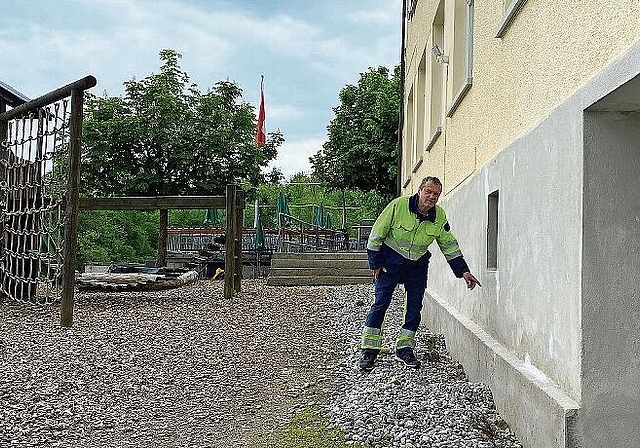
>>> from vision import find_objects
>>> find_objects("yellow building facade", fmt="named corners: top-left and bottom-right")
top-left (403, 0), bottom-right (640, 193)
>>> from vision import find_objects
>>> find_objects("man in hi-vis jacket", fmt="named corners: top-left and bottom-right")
top-left (359, 176), bottom-right (481, 372)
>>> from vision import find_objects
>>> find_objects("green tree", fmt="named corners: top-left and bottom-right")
top-left (310, 65), bottom-right (400, 201)
top-left (81, 49), bottom-right (284, 197)
top-left (77, 210), bottom-right (159, 266)
top-left (78, 49), bottom-right (284, 265)
top-left (264, 166), bottom-right (285, 184)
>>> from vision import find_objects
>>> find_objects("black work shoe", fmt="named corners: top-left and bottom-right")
top-left (358, 352), bottom-right (377, 372)
top-left (395, 349), bottom-right (421, 369)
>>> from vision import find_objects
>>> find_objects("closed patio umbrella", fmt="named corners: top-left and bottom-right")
top-left (255, 207), bottom-right (265, 250)
top-left (323, 212), bottom-right (333, 229)
top-left (204, 208), bottom-right (221, 227)
top-left (275, 191), bottom-right (290, 227)
top-left (314, 203), bottom-right (325, 227)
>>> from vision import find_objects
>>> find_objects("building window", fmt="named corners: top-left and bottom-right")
top-left (446, 0), bottom-right (474, 117)
top-left (405, 86), bottom-right (415, 180)
top-left (496, 0), bottom-right (528, 38)
top-left (407, 0), bottom-right (418, 20)
top-left (487, 190), bottom-right (499, 270)
top-left (416, 53), bottom-right (427, 156)
top-left (429, 1), bottom-right (445, 140)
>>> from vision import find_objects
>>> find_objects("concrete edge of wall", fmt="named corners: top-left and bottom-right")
top-left (423, 291), bottom-right (580, 448)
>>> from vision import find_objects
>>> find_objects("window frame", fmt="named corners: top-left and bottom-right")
top-left (407, 0), bottom-right (418, 20)
top-left (445, 0), bottom-right (474, 118)
top-left (487, 190), bottom-right (499, 271)
top-left (496, 0), bottom-right (528, 38)
top-left (428, 1), bottom-right (445, 141)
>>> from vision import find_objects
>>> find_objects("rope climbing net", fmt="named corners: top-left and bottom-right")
top-left (0, 100), bottom-right (70, 304)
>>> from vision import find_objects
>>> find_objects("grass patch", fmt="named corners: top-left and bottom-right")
top-left (271, 407), bottom-right (364, 448)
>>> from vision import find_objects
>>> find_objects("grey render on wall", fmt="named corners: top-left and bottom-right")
top-left (421, 40), bottom-right (640, 448)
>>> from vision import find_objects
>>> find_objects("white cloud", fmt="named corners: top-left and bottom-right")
top-left (267, 103), bottom-right (304, 123)
top-left (267, 137), bottom-right (326, 178)
top-left (348, 1), bottom-right (401, 26)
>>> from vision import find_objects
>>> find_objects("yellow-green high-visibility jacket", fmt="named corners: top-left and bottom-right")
top-left (367, 194), bottom-right (469, 277)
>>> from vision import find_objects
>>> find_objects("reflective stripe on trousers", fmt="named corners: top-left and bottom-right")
top-left (395, 328), bottom-right (416, 350)
top-left (361, 326), bottom-right (382, 350)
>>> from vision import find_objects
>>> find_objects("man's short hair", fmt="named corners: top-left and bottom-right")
top-left (419, 176), bottom-right (442, 188)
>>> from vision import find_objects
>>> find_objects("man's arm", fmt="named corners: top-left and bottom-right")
top-left (366, 199), bottom-right (397, 270)
top-left (436, 220), bottom-right (469, 277)
top-left (436, 215), bottom-right (481, 289)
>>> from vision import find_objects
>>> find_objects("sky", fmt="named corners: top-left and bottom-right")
top-left (1, 0), bottom-right (401, 178)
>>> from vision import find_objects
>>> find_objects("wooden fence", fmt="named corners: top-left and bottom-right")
top-left (276, 212), bottom-right (349, 252)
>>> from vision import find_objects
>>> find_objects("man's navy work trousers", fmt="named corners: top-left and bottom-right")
top-left (364, 252), bottom-right (429, 343)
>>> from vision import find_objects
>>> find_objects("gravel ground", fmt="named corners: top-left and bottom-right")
top-left (0, 279), bottom-right (522, 447)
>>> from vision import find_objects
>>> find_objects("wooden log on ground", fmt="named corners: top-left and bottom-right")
top-left (76, 271), bottom-right (199, 292)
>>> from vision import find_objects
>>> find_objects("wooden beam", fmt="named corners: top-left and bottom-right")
top-left (0, 76), bottom-right (97, 121)
top-left (78, 195), bottom-right (243, 211)
top-left (157, 209), bottom-right (168, 267)
top-left (234, 189), bottom-right (244, 292)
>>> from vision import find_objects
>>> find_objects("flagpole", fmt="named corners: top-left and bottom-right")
top-left (261, 74), bottom-right (265, 142)
top-left (254, 198), bottom-right (259, 228)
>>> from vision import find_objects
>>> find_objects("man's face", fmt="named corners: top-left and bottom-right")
top-left (418, 181), bottom-right (442, 211)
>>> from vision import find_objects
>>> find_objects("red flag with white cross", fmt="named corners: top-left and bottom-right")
top-left (256, 76), bottom-right (266, 147)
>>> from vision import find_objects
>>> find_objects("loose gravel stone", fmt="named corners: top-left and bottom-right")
top-left (0, 279), bottom-right (521, 447)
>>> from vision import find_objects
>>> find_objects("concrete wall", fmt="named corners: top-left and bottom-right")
top-left (419, 41), bottom-right (640, 447)
top-left (421, 95), bottom-right (584, 447)
top-left (582, 109), bottom-right (640, 446)
top-left (426, 96), bottom-right (584, 397)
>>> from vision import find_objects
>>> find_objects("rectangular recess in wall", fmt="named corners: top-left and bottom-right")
top-left (487, 190), bottom-right (499, 270)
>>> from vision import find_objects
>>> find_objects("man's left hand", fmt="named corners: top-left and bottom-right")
top-left (462, 272), bottom-right (481, 290)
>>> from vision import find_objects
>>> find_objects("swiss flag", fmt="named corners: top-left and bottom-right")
top-left (256, 76), bottom-right (266, 147)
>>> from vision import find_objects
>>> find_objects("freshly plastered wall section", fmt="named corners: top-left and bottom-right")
top-left (419, 41), bottom-right (640, 447)
top-left (426, 96), bottom-right (584, 399)
top-left (421, 96), bottom-right (584, 445)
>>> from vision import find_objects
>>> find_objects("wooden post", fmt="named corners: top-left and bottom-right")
top-left (234, 189), bottom-right (243, 292)
top-left (342, 188), bottom-right (347, 230)
top-left (60, 89), bottom-right (84, 327)
top-left (157, 209), bottom-right (168, 267)
top-left (278, 213), bottom-right (284, 252)
top-left (224, 184), bottom-right (236, 299)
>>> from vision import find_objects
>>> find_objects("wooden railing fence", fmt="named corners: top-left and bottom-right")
top-left (276, 212), bottom-right (349, 252)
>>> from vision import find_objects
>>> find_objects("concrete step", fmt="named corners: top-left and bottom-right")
top-left (266, 275), bottom-right (372, 286)
top-left (270, 258), bottom-right (369, 269)
top-left (267, 251), bottom-right (371, 286)
top-left (269, 267), bottom-right (372, 277)
top-left (271, 251), bottom-right (368, 261)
